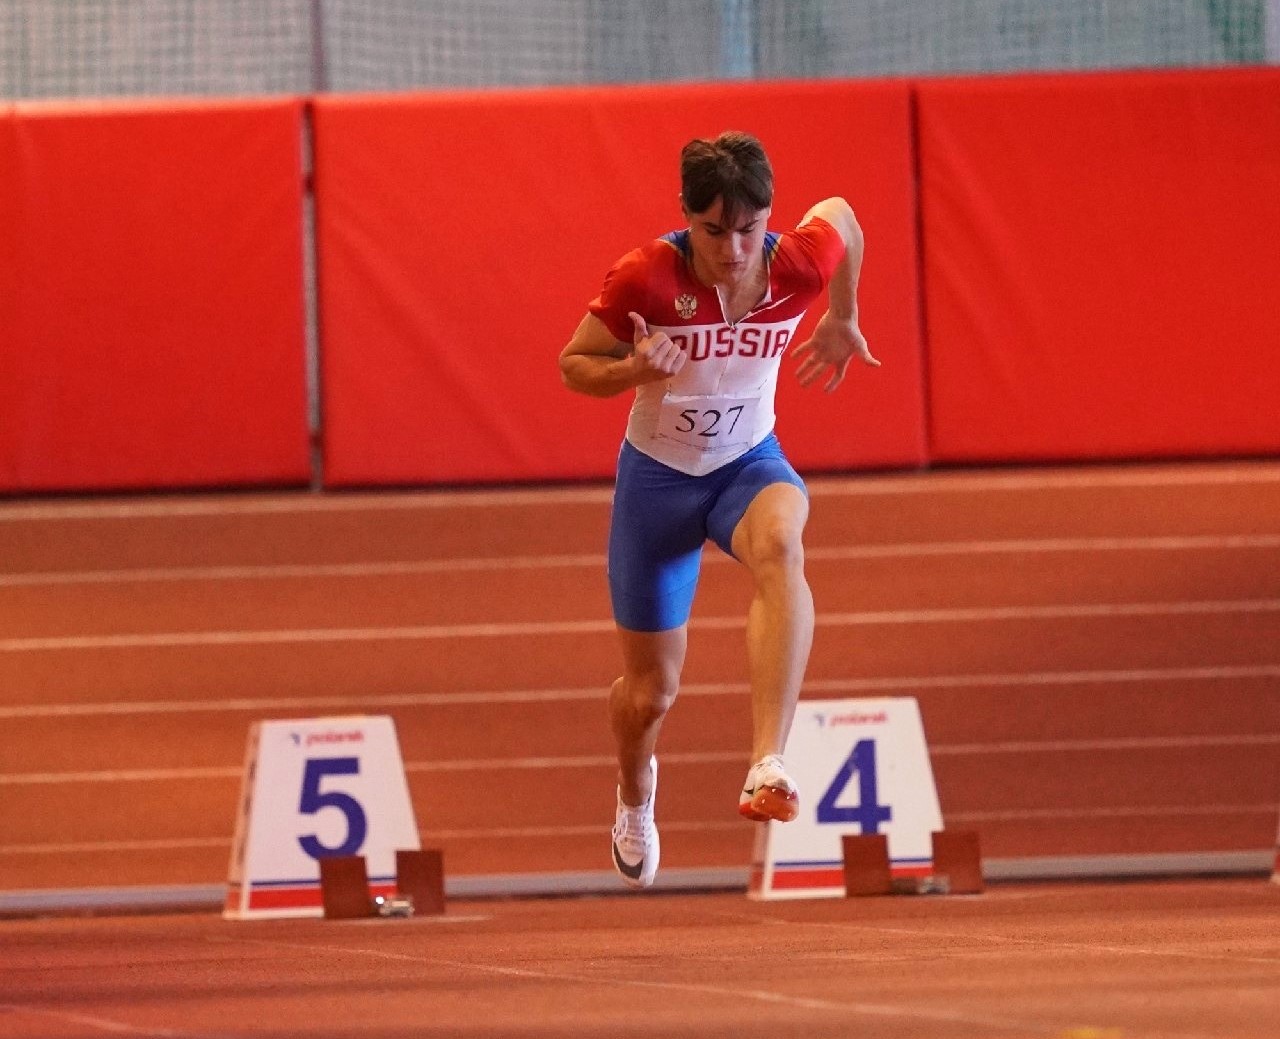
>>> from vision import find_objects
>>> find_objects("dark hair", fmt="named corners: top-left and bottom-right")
top-left (680, 131), bottom-right (773, 225)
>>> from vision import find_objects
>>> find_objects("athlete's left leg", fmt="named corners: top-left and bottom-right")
top-left (728, 481), bottom-right (814, 762)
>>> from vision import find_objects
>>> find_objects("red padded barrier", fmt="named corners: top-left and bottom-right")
top-left (0, 99), bottom-right (310, 493)
top-left (0, 108), bottom-right (18, 477)
top-left (313, 80), bottom-right (926, 487)
top-left (918, 68), bottom-right (1280, 464)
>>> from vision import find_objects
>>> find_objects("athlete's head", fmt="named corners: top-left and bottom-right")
top-left (680, 132), bottom-right (773, 288)
top-left (679, 131), bottom-right (774, 228)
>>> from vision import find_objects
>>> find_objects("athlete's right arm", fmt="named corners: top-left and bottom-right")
top-left (559, 311), bottom-right (686, 398)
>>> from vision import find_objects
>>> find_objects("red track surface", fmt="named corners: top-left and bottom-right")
top-left (1, 460), bottom-right (1278, 891)
top-left (2, 880), bottom-right (1278, 1038)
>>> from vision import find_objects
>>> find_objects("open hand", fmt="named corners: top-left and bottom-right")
top-left (792, 312), bottom-right (879, 392)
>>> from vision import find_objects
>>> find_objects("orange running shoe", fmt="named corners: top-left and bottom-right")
top-left (739, 754), bottom-right (799, 822)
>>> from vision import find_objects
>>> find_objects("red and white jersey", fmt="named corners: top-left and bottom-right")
top-left (589, 217), bottom-right (843, 475)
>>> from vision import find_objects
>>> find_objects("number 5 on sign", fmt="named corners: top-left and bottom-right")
top-left (749, 697), bottom-right (943, 900)
top-left (224, 716), bottom-right (420, 919)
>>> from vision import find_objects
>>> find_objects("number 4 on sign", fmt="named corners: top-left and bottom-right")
top-left (816, 740), bottom-right (893, 834)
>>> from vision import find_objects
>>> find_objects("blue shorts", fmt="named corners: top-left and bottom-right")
top-left (607, 432), bottom-right (807, 632)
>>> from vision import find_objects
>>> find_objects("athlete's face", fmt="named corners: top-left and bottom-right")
top-left (684, 197), bottom-right (770, 291)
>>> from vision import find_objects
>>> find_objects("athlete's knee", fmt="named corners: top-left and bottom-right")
top-left (732, 483), bottom-right (808, 571)
top-left (615, 666), bottom-right (680, 723)
top-left (740, 513), bottom-right (806, 576)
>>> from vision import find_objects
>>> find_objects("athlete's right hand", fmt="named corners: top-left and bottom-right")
top-left (628, 312), bottom-right (686, 378)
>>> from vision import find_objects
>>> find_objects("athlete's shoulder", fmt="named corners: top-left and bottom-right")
top-left (619, 231), bottom-right (688, 272)
top-left (770, 216), bottom-right (844, 285)
top-left (779, 216), bottom-right (842, 255)
top-left (589, 232), bottom-right (685, 341)
top-left (600, 233), bottom-right (683, 288)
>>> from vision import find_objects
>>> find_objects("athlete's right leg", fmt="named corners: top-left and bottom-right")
top-left (606, 442), bottom-right (707, 887)
top-left (611, 624), bottom-right (688, 806)
top-left (607, 441), bottom-right (705, 806)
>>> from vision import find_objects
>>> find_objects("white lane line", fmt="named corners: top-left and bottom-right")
top-left (416, 821), bottom-right (747, 840)
top-left (405, 805), bottom-right (1279, 842)
top-left (0, 751), bottom-right (736, 786)
top-left (0, 767), bottom-right (243, 785)
top-left (0, 1004), bottom-right (222, 1038)
top-left (0, 822), bottom-right (736, 855)
top-left (0, 554), bottom-right (606, 587)
top-left (806, 465), bottom-right (1280, 494)
top-left (0, 619), bottom-right (612, 651)
top-left (2, 664), bottom-right (1276, 720)
top-left (0, 838), bottom-right (230, 855)
top-left (3, 534), bottom-right (1279, 587)
top-left (929, 733), bottom-right (1280, 755)
top-left (3, 598), bottom-right (1279, 653)
top-left (4, 734), bottom-right (1274, 787)
top-left (820, 664), bottom-right (1280, 689)
top-left (407, 750), bottom-right (744, 772)
top-left (7, 803), bottom-right (1276, 854)
top-left (2, 462), bottom-right (1277, 523)
top-left (225, 936), bottom-right (1063, 1035)
top-left (949, 804), bottom-right (1279, 823)
top-left (0, 683), bottom-right (622, 718)
top-left (0, 487), bottom-right (616, 521)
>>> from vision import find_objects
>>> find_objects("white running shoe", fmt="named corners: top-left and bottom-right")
top-left (611, 756), bottom-right (659, 889)
top-left (739, 754), bottom-right (800, 822)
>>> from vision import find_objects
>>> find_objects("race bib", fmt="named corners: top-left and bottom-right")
top-left (656, 392), bottom-right (760, 453)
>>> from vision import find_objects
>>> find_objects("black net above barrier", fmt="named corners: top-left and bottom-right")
top-left (1, 0), bottom-right (1276, 102)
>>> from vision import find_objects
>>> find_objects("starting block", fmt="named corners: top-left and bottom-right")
top-left (843, 831), bottom-right (984, 897)
top-left (931, 830), bottom-right (984, 894)
top-left (396, 847), bottom-right (446, 916)
top-left (318, 848), bottom-right (446, 920)
top-left (319, 855), bottom-right (375, 919)
top-left (841, 834), bottom-right (893, 896)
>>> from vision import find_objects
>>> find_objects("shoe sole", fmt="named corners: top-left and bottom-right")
top-left (612, 839), bottom-right (656, 888)
top-left (738, 785), bottom-right (799, 823)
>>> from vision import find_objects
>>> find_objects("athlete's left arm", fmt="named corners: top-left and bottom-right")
top-left (791, 197), bottom-right (880, 393)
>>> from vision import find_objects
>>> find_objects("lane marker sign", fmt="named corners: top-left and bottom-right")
top-left (749, 696), bottom-right (943, 900)
top-left (224, 715), bottom-right (420, 919)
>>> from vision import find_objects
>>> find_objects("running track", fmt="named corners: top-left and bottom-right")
top-left (1, 459), bottom-right (1278, 901)
top-left (2, 880), bottom-right (1277, 1038)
